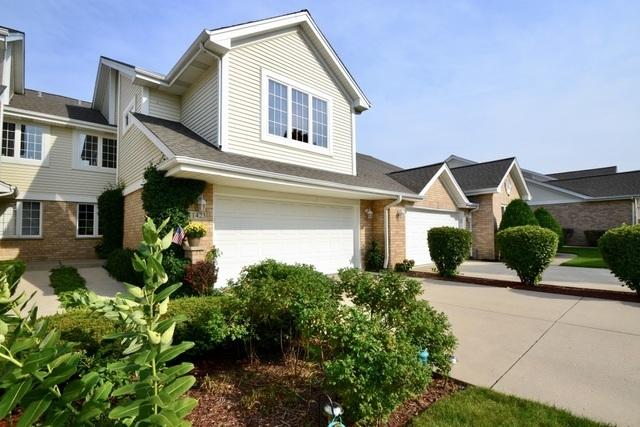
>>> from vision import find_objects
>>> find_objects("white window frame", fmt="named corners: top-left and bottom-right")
top-left (73, 132), bottom-right (117, 173)
top-left (122, 98), bottom-right (136, 135)
top-left (261, 69), bottom-right (333, 156)
top-left (0, 200), bottom-right (43, 239)
top-left (76, 203), bottom-right (101, 238)
top-left (0, 122), bottom-right (49, 166)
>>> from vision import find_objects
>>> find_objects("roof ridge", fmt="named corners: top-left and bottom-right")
top-left (551, 169), bottom-right (640, 183)
top-left (388, 161), bottom-right (444, 175)
top-left (450, 157), bottom-right (515, 170)
top-left (548, 166), bottom-right (617, 176)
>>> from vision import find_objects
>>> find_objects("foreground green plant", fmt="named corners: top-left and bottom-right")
top-left (0, 263), bottom-right (109, 426)
top-left (84, 217), bottom-right (197, 425)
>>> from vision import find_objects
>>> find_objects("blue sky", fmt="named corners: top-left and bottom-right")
top-left (4, 0), bottom-right (639, 173)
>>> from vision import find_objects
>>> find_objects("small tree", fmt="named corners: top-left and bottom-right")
top-left (599, 224), bottom-right (640, 294)
top-left (534, 207), bottom-right (564, 249)
top-left (496, 225), bottom-right (558, 285)
top-left (364, 240), bottom-right (384, 272)
top-left (499, 199), bottom-right (538, 231)
top-left (427, 227), bottom-right (472, 277)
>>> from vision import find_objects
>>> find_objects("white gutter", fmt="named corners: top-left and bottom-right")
top-left (4, 107), bottom-right (117, 133)
top-left (383, 196), bottom-right (403, 269)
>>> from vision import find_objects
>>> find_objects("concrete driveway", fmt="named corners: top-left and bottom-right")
top-left (416, 259), bottom-right (630, 293)
top-left (420, 278), bottom-right (640, 426)
top-left (16, 260), bottom-right (123, 316)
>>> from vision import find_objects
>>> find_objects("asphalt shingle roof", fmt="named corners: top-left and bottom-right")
top-left (133, 113), bottom-right (416, 195)
top-left (546, 171), bottom-right (640, 198)
top-left (449, 158), bottom-right (515, 193)
top-left (9, 89), bottom-right (110, 126)
top-left (387, 163), bottom-right (444, 193)
top-left (548, 166), bottom-right (617, 180)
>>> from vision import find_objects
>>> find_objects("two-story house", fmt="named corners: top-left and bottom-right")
top-left (4, 11), bottom-right (511, 283)
top-left (0, 26), bottom-right (117, 260)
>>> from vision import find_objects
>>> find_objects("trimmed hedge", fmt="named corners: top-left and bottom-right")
top-left (599, 224), bottom-right (640, 294)
top-left (584, 229), bottom-right (606, 247)
top-left (427, 227), bottom-right (472, 277)
top-left (496, 225), bottom-right (558, 285)
top-left (46, 308), bottom-right (117, 354)
top-left (534, 207), bottom-right (564, 249)
top-left (499, 199), bottom-right (538, 231)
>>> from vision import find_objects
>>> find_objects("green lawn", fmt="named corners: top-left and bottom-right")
top-left (410, 387), bottom-right (607, 427)
top-left (559, 246), bottom-right (608, 268)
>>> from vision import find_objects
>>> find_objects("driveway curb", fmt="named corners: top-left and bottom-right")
top-left (408, 270), bottom-right (640, 303)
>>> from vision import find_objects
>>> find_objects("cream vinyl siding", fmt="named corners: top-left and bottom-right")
top-left (181, 65), bottom-right (219, 146)
top-left (225, 29), bottom-right (354, 175)
top-left (118, 126), bottom-right (164, 187)
top-left (119, 76), bottom-right (142, 118)
top-left (149, 89), bottom-right (181, 121)
top-left (0, 123), bottom-right (116, 197)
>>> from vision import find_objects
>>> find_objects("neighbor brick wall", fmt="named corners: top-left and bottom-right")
top-left (0, 201), bottom-right (99, 261)
top-left (359, 199), bottom-right (406, 268)
top-left (542, 200), bottom-right (633, 246)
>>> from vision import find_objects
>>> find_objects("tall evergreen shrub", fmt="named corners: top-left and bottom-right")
top-left (96, 185), bottom-right (124, 257)
top-left (499, 199), bottom-right (538, 231)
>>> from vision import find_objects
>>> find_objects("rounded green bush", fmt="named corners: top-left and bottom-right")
top-left (598, 224), bottom-right (640, 294)
top-left (499, 199), bottom-right (538, 231)
top-left (46, 308), bottom-right (117, 355)
top-left (105, 248), bottom-right (142, 284)
top-left (427, 227), bottom-right (472, 277)
top-left (534, 207), bottom-right (564, 249)
top-left (496, 225), bottom-right (558, 285)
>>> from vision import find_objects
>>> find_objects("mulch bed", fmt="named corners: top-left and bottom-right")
top-left (408, 270), bottom-right (640, 303)
top-left (187, 356), bottom-right (464, 426)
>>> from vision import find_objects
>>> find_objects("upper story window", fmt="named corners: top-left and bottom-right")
top-left (76, 133), bottom-right (117, 171)
top-left (262, 71), bottom-right (331, 153)
top-left (2, 122), bottom-right (45, 163)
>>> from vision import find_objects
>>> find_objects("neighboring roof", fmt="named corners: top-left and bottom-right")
top-left (132, 113), bottom-right (416, 195)
top-left (450, 158), bottom-right (515, 193)
top-left (8, 89), bottom-right (110, 125)
top-left (546, 171), bottom-right (640, 198)
top-left (387, 163), bottom-right (444, 194)
top-left (547, 166), bottom-right (618, 180)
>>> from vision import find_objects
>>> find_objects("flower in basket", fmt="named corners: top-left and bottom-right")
top-left (184, 222), bottom-right (207, 238)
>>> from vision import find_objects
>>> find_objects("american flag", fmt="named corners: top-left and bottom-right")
top-left (172, 226), bottom-right (185, 245)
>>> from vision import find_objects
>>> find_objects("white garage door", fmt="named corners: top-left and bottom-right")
top-left (214, 195), bottom-right (358, 285)
top-left (405, 209), bottom-right (462, 265)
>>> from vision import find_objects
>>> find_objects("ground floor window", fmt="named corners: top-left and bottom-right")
top-left (0, 200), bottom-right (42, 238)
top-left (77, 203), bottom-right (100, 237)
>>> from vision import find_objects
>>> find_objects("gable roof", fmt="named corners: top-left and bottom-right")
top-left (546, 171), bottom-right (640, 198)
top-left (131, 113), bottom-right (416, 197)
top-left (547, 166), bottom-right (618, 180)
top-left (449, 158), bottom-right (516, 193)
top-left (387, 163), bottom-right (444, 194)
top-left (8, 89), bottom-right (110, 126)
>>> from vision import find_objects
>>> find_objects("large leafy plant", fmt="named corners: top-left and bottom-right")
top-left (0, 264), bottom-right (110, 426)
top-left (84, 217), bottom-right (197, 425)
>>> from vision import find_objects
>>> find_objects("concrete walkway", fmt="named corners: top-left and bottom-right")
top-left (420, 278), bottom-right (640, 426)
top-left (416, 259), bottom-right (631, 293)
top-left (16, 260), bottom-right (123, 316)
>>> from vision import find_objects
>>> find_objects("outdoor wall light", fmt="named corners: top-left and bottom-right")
top-left (396, 207), bottom-right (406, 218)
top-left (365, 208), bottom-right (374, 219)
top-left (197, 194), bottom-right (207, 213)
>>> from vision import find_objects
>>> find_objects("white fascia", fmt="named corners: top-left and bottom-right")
top-left (418, 163), bottom-right (475, 208)
top-left (498, 159), bottom-right (533, 201)
top-left (4, 107), bottom-right (117, 134)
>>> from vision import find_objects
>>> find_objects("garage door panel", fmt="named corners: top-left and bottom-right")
top-left (214, 196), bottom-right (357, 285)
top-left (406, 209), bottom-right (462, 265)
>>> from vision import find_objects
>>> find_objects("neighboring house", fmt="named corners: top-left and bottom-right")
top-left (444, 155), bottom-right (531, 259)
top-left (525, 166), bottom-right (640, 246)
top-left (0, 27), bottom-right (117, 260)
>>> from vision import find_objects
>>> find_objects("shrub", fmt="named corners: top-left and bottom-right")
top-left (563, 228), bottom-right (574, 242)
top-left (184, 222), bottom-right (207, 238)
top-left (584, 229), bottom-right (606, 247)
top-left (599, 224), bottom-right (640, 294)
top-left (0, 259), bottom-right (26, 286)
top-left (496, 225), bottom-right (558, 285)
top-left (105, 248), bottom-right (142, 284)
top-left (534, 208), bottom-right (564, 249)
top-left (49, 265), bottom-right (88, 308)
top-left (427, 227), bottom-right (472, 277)
top-left (230, 259), bottom-right (339, 355)
top-left (499, 199), bottom-right (538, 231)
top-left (46, 308), bottom-right (117, 355)
top-left (184, 261), bottom-right (218, 295)
top-left (364, 240), bottom-right (384, 272)
top-left (96, 185), bottom-right (124, 258)
top-left (394, 259), bottom-right (415, 273)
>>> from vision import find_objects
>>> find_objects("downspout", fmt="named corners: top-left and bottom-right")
top-left (383, 196), bottom-right (403, 269)
top-left (633, 197), bottom-right (639, 225)
top-left (465, 204), bottom-right (480, 258)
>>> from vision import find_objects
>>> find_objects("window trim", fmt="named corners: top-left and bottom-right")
top-left (76, 203), bottom-right (101, 238)
top-left (73, 132), bottom-right (117, 173)
top-left (0, 200), bottom-right (43, 239)
top-left (122, 98), bottom-right (136, 135)
top-left (0, 122), bottom-right (48, 166)
top-left (261, 69), bottom-right (333, 156)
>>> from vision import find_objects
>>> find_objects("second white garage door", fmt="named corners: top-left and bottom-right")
top-left (214, 194), bottom-right (358, 285)
top-left (405, 209), bottom-right (463, 265)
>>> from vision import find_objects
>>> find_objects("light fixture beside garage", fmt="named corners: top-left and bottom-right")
top-left (197, 194), bottom-right (207, 213)
top-left (365, 208), bottom-right (374, 219)
top-left (396, 207), bottom-right (406, 218)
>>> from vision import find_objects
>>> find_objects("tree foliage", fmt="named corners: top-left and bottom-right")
top-left (499, 199), bottom-right (538, 231)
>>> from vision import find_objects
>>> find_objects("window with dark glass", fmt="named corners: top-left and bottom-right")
top-left (20, 201), bottom-right (41, 236)
top-left (77, 204), bottom-right (97, 236)
top-left (81, 135), bottom-right (99, 166)
top-left (102, 138), bottom-right (117, 168)
top-left (2, 122), bottom-right (15, 157)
